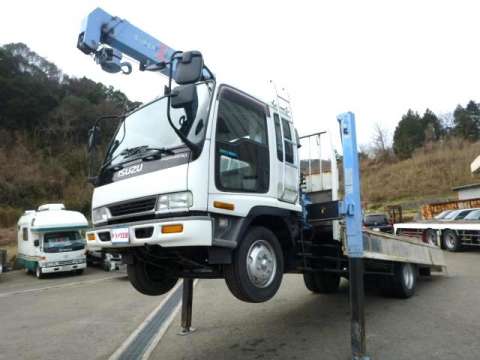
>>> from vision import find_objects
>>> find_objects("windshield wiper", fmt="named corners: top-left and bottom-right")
top-left (100, 146), bottom-right (175, 172)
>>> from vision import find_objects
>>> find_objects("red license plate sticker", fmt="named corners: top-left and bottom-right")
top-left (111, 228), bottom-right (129, 244)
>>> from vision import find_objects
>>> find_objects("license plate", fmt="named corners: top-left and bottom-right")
top-left (111, 227), bottom-right (129, 244)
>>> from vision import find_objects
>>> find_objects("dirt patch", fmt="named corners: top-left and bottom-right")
top-left (0, 227), bottom-right (17, 266)
top-left (0, 227), bottom-right (16, 246)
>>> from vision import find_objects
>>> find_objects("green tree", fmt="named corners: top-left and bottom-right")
top-left (393, 110), bottom-right (425, 159)
top-left (0, 42), bottom-right (138, 221)
top-left (453, 101), bottom-right (480, 141)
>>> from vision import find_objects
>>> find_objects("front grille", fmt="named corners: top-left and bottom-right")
top-left (109, 197), bottom-right (157, 217)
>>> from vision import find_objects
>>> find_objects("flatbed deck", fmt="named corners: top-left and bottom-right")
top-left (358, 230), bottom-right (446, 270)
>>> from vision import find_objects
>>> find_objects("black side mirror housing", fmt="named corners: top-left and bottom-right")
top-left (33, 239), bottom-right (39, 247)
top-left (174, 51), bottom-right (203, 85)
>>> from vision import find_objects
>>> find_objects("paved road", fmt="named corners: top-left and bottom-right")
top-left (152, 251), bottom-right (480, 360)
top-left (0, 267), bottom-right (166, 360)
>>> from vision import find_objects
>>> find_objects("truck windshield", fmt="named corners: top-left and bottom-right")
top-left (364, 215), bottom-right (388, 225)
top-left (43, 231), bottom-right (85, 253)
top-left (103, 81), bottom-right (214, 168)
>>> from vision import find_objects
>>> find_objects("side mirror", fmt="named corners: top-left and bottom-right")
top-left (171, 84), bottom-right (197, 109)
top-left (174, 51), bottom-right (203, 85)
top-left (33, 239), bottom-right (39, 247)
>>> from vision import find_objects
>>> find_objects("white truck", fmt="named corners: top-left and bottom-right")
top-left (17, 204), bottom-right (88, 279)
top-left (79, 8), bottom-right (446, 303)
top-left (394, 218), bottom-right (480, 252)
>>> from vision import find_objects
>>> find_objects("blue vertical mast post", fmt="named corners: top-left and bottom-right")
top-left (338, 112), bottom-right (370, 360)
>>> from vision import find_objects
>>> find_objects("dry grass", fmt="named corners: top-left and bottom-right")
top-left (361, 138), bottom-right (480, 210)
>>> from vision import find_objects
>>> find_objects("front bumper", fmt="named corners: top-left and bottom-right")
top-left (41, 262), bottom-right (86, 274)
top-left (86, 216), bottom-right (213, 249)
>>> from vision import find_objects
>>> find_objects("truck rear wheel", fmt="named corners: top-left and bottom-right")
top-left (442, 230), bottom-right (462, 252)
top-left (303, 272), bottom-right (340, 294)
top-left (127, 260), bottom-right (178, 296)
top-left (382, 262), bottom-right (416, 298)
top-left (425, 229), bottom-right (437, 246)
top-left (224, 226), bottom-right (284, 303)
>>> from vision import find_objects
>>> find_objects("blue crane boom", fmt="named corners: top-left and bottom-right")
top-left (77, 7), bottom-right (176, 76)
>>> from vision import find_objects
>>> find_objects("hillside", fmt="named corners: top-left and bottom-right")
top-left (361, 137), bottom-right (480, 214)
top-left (0, 43), bottom-right (139, 227)
top-left (1, 43), bottom-right (479, 228)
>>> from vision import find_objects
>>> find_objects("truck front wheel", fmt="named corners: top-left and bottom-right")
top-left (127, 260), bottom-right (178, 296)
top-left (225, 226), bottom-right (284, 303)
top-left (303, 272), bottom-right (340, 294)
top-left (35, 266), bottom-right (44, 279)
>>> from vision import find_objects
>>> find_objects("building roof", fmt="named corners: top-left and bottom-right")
top-left (452, 183), bottom-right (480, 192)
top-left (471, 155), bottom-right (480, 174)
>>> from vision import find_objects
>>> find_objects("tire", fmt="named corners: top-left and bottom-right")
top-left (303, 272), bottom-right (340, 294)
top-left (383, 262), bottom-right (416, 298)
top-left (442, 230), bottom-right (462, 252)
top-left (127, 259), bottom-right (178, 296)
top-left (425, 229), bottom-right (437, 246)
top-left (224, 226), bottom-right (284, 303)
top-left (35, 266), bottom-right (44, 279)
top-left (103, 261), bottom-right (111, 272)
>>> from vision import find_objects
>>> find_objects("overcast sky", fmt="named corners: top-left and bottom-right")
top-left (1, 0), bottom-right (479, 147)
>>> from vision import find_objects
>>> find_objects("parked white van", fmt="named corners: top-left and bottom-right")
top-left (17, 204), bottom-right (88, 279)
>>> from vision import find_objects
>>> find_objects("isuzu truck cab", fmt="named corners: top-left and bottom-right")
top-left (86, 63), bottom-right (304, 302)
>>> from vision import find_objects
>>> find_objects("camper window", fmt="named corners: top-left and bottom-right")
top-left (22, 228), bottom-right (28, 241)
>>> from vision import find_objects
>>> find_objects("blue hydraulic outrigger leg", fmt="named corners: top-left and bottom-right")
top-left (338, 112), bottom-right (370, 360)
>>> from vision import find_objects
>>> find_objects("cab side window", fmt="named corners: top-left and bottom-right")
top-left (22, 227), bottom-right (28, 241)
top-left (282, 118), bottom-right (294, 164)
top-left (273, 114), bottom-right (283, 162)
top-left (215, 88), bottom-right (269, 193)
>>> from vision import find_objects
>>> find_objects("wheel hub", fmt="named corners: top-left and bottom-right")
top-left (445, 234), bottom-right (455, 249)
top-left (246, 240), bottom-right (277, 288)
top-left (402, 263), bottom-right (414, 290)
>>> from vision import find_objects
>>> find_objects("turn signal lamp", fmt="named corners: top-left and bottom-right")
top-left (87, 233), bottom-right (96, 241)
top-left (213, 201), bottom-right (234, 211)
top-left (161, 224), bottom-right (183, 234)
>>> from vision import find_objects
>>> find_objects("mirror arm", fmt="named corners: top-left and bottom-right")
top-left (166, 89), bottom-right (200, 157)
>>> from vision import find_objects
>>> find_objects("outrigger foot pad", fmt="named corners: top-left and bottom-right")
top-left (178, 327), bottom-right (196, 336)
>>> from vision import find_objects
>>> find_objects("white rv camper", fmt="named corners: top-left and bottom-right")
top-left (17, 204), bottom-right (88, 279)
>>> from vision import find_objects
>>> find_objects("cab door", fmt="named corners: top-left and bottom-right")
top-left (273, 113), bottom-right (299, 203)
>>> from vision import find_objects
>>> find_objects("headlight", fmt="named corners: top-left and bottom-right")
top-left (156, 191), bottom-right (193, 212)
top-left (92, 207), bottom-right (109, 225)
